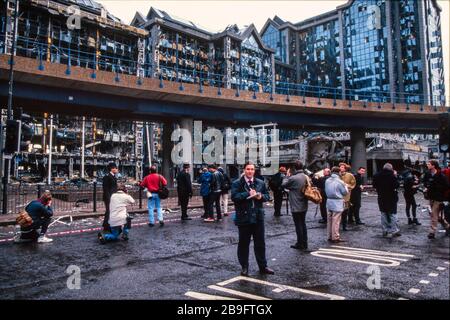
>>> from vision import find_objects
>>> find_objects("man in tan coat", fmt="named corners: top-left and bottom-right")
top-left (339, 163), bottom-right (356, 231)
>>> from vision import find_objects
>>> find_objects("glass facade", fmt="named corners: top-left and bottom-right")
top-left (298, 19), bottom-right (341, 98)
top-left (240, 34), bottom-right (273, 92)
top-left (397, 0), bottom-right (424, 103)
top-left (343, 0), bottom-right (390, 102)
top-left (261, 23), bottom-right (286, 62)
top-left (424, 0), bottom-right (445, 106)
top-left (261, 0), bottom-right (445, 106)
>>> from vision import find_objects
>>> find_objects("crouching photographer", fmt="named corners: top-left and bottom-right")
top-left (98, 184), bottom-right (135, 244)
top-left (14, 192), bottom-right (54, 244)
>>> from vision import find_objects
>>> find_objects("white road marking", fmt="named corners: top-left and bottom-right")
top-left (208, 285), bottom-right (271, 300)
top-left (216, 276), bottom-right (345, 300)
top-left (408, 288), bottom-right (420, 294)
top-left (329, 246), bottom-right (415, 257)
top-left (185, 291), bottom-right (238, 300)
top-left (419, 280), bottom-right (430, 284)
top-left (445, 262), bottom-right (450, 265)
top-left (311, 246), bottom-right (414, 267)
top-left (272, 288), bottom-right (285, 293)
top-left (437, 267), bottom-right (446, 271)
top-left (398, 298), bottom-right (409, 300)
top-left (428, 273), bottom-right (439, 277)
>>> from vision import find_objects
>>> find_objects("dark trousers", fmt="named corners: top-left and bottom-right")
top-left (21, 216), bottom-right (51, 240)
top-left (348, 203), bottom-right (361, 222)
top-left (179, 194), bottom-right (190, 218)
top-left (404, 193), bottom-right (417, 218)
top-left (208, 192), bottom-right (222, 219)
top-left (342, 208), bottom-right (349, 228)
top-left (103, 199), bottom-right (111, 230)
top-left (202, 196), bottom-right (209, 217)
top-left (273, 191), bottom-right (283, 216)
top-left (292, 211), bottom-right (308, 248)
top-left (237, 223), bottom-right (267, 269)
top-left (320, 198), bottom-right (327, 220)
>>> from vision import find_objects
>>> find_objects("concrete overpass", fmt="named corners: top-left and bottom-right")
top-left (0, 54), bottom-right (448, 174)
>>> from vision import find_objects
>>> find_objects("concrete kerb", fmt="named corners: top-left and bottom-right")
top-left (0, 204), bottom-right (207, 227)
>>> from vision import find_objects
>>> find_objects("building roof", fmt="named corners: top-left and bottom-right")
top-left (63, 0), bottom-right (121, 22)
top-left (136, 7), bottom-right (274, 53)
top-left (261, 0), bottom-right (442, 37)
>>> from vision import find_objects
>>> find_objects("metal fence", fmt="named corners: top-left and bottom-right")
top-left (0, 183), bottom-right (146, 215)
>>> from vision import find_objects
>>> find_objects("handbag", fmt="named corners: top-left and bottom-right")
top-left (16, 210), bottom-right (33, 228)
top-left (303, 176), bottom-right (322, 204)
top-left (158, 175), bottom-right (169, 200)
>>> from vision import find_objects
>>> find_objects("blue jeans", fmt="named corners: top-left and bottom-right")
top-left (148, 193), bottom-right (163, 224)
top-left (381, 212), bottom-right (399, 234)
top-left (104, 226), bottom-right (129, 241)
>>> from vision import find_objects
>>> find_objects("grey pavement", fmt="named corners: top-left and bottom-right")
top-left (0, 193), bottom-right (448, 300)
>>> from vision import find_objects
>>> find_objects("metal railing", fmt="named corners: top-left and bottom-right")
top-left (1, 32), bottom-right (448, 112)
top-left (0, 183), bottom-right (145, 215)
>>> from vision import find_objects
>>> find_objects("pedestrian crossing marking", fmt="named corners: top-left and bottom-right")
top-left (185, 291), bottom-right (239, 300)
top-left (208, 285), bottom-right (271, 300)
top-left (311, 246), bottom-right (415, 267)
top-left (185, 275), bottom-right (346, 300)
top-left (408, 288), bottom-right (420, 294)
top-left (419, 280), bottom-right (430, 284)
top-left (217, 276), bottom-right (345, 300)
top-left (437, 267), bottom-right (446, 271)
top-left (428, 273), bottom-right (439, 277)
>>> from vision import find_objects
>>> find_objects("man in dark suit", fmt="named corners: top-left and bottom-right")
top-left (348, 167), bottom-right (366, 225)
top-left (269, 167), bottom-right (286, 217)
top-left (176, 163), bottom-right (193, 221)
top-left (231, 162), bottom-right (274, 276)
top-left (102, 163), bottom-right (118, 231)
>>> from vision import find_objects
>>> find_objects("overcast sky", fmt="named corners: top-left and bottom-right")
top-left (96, 0), bottom-right (449, 100)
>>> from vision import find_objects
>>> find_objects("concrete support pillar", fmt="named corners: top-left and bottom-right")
top-left (179, 118), bottom-right (193, 181)
top-left (350, 130), bottom-right (366, 172)
top-left (162, 121), bottom-right (174, 187)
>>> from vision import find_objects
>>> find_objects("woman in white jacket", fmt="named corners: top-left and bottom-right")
top-left (98, 184), bottom-right (135, 243)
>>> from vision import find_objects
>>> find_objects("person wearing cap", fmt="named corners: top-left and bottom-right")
top-left (98, 184), bottom-right (135, 243)
top-left (102, 163), bottom-right (118, 231)
top-left (269, 167), bottom-right (287, 217)
top-left (14, 192), bottom-right (54, 243)
top-left (176, 163), bottom-right (193, 221)
top-left (339, 163), bottom-right (356, 231)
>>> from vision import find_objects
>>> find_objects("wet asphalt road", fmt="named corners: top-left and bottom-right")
top-left (0, 193), bottom-right (448, 300)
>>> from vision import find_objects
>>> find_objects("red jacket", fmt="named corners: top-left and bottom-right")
top-left (140, 173), bottom-right (167, 193)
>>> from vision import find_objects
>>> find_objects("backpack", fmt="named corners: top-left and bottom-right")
top-left (221, 173), bottom-right (231, 191)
